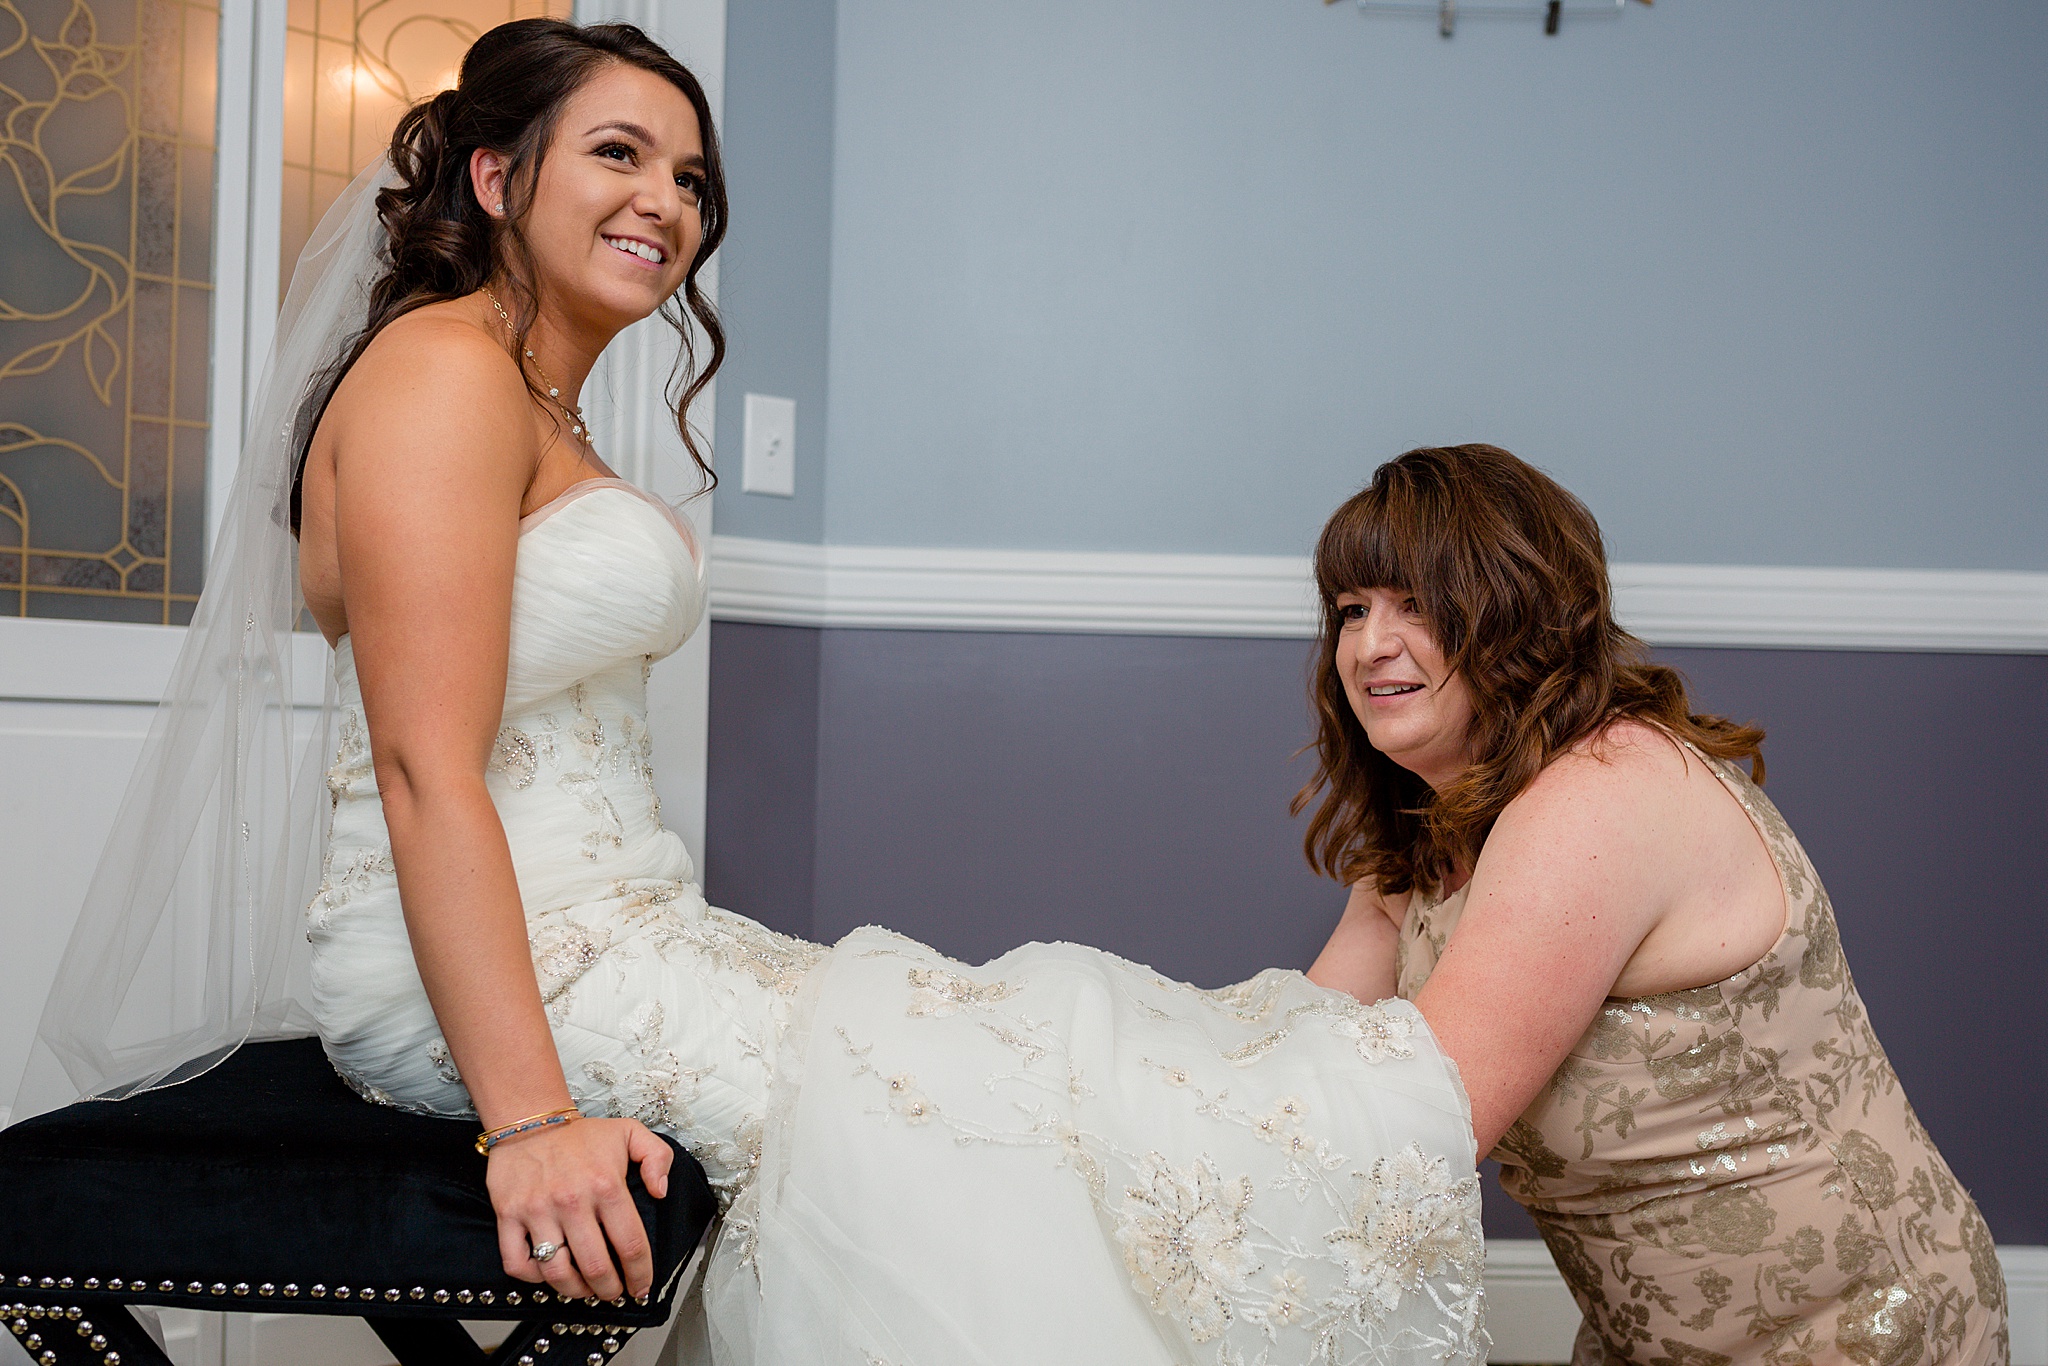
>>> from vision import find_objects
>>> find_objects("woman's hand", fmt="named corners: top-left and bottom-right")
top-left (487, 1116), bottom-right (675, 1301)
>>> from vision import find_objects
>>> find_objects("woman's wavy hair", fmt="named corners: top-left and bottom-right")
top-left (289, 18), bottom-right (727, 532)
top-left (1292, 444), bottom-right (1765, 897)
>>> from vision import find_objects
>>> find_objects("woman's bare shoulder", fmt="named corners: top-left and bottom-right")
top-left (316, 300), bottom-right (536, 517)
top-left (1519, 717), bottom-right (1688, 804)
top-left (1484, 717), bottom-right (1695, 872)
top-left (341, 301), bottom-right (523, 401)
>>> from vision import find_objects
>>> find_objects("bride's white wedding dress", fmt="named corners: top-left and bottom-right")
top-left (306, 478), bottom-right (1487, 1366)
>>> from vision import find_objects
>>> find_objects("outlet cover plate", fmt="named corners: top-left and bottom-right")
top-left (742, 393), bottom-right (796, 497)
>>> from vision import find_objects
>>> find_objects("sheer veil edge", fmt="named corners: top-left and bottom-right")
top-left (9, 158), bottom-right (398, 1123)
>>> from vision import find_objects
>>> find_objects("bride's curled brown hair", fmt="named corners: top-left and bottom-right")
top-left (1293, 444), bottom-right (1764, 898)
top-left (291, 19), bottom-right (726, 531)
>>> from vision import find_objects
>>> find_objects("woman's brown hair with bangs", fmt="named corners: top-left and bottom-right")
top-left (1292, 444), bottom-right (1765, 898)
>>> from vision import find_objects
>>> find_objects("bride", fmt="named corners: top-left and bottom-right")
top-left (19, 19), bottom-right (1483, 1366)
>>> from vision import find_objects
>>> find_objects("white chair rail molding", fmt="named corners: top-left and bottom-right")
top-left (705, 536), bottom-right (2048, 653)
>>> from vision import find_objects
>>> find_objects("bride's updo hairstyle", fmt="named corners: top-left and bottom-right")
top-left (1293, 444), bottom-right (1765, 898)
top-left (291, 19), bottom-right (726, 531)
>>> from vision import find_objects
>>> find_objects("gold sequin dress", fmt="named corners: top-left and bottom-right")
top-left (1397, 742), bottom-right (2008, 1366)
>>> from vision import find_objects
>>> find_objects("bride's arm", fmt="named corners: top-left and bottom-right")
top-left (325, 314), bottom-right (670, 1300)
top-left (1307, 881), bottom-right (1403, 1003)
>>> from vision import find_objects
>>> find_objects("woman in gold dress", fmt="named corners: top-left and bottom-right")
top-left (1301, 445), bottom-right (2007, 1366)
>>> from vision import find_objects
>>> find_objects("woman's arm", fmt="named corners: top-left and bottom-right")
top-left (325, 314), bottom-right (669, 1299)
top-left (1307, 881), bottom-right (1404, 1004)
top-left (1409, 738), bottom-right (1686, 1155)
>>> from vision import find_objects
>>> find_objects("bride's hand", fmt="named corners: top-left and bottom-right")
top-left (487, 1116), bottom-right (674, 1301)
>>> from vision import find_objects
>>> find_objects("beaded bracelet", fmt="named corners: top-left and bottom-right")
top-left (476, 1106), bottom-right (582, 1155)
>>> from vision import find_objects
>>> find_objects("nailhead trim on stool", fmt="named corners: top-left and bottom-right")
top-left (4, 1289), bottom-right (659, 1366)
top-left (0, 1039), bottom-right (714, 1366)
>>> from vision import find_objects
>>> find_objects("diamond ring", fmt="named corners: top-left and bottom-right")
top-left (531, 1240), bottom-right (561, 1264)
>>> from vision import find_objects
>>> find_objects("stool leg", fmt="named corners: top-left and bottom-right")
top-left (4, 1300), bottom-right (176, 1366)
top-left (487, 1318), bottom-right (639, 1366)
top-left (365, 1316), bottom-right (490, 1366)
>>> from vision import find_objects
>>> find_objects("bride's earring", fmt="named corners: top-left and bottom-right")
top-left (494, 200), bottom-right (504, 215)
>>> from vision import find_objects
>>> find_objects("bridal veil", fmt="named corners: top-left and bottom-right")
top-left (10, 160), bottom-right (396, 1123)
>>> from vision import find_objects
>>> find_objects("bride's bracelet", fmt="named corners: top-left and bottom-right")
top-left (476, 1106), bottom-right (582, 1155)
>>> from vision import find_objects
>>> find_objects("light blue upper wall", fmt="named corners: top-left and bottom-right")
top-left (709, 0), bottom-right (835, 542)
top-left (814, 0), bottom-right (2047, 567)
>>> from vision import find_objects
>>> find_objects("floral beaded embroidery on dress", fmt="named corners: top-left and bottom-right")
top-left (704, 931), bottom-right (1485, 1366)
top-left (1397, 742), bottom-right (2008, 1366)
top-left (307, 483), bottom-right (1487, 1366)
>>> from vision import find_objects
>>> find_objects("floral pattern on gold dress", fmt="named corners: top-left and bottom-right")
top-left (1397, 742), bottom-right (2007, 1366)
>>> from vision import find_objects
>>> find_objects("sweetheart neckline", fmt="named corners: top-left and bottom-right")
top-left (329, 480), bottom-right (701, 653)
top-left (520, 477), bottom-right (701, 564)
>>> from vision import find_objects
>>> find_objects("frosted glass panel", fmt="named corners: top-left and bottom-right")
top-left (278, 0), bottom-right (572, 297)
top-left (0, 0), bottom-right (220, 624)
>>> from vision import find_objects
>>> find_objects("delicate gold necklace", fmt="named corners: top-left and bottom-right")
top-left (481, 288), bottom-right (589, 443)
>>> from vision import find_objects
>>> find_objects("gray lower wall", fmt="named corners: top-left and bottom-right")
top-left (705, 622), bottom-right (2048, 1244)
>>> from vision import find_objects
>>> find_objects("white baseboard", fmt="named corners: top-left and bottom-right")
top-left (1483, 1239), bottom-right (1586, 1362)
top-left (708, 535), bottom-right (2048, 653)
top-left (1481, 1239), bottom-right (2048, 1365)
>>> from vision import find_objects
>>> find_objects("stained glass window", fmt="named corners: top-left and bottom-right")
top-left (0, 1), bottom-right (577, 626)
top-left (0, 0), bottom-right (219, 624)
top-left (279, 0), bottom-right (570, 295)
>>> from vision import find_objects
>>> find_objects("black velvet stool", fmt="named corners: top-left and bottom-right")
top-left (0, 1037), bottom-right (717, 1366)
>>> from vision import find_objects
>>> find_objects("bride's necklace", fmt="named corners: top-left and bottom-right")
top-left (481, 288), bottom-right (589, 443)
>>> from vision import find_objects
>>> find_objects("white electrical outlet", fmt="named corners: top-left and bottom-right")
top-left (741, 393), bottom-right (796, 497)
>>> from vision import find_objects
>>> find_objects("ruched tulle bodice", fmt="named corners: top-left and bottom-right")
top-left (319, 480), bottom-right (704, 896)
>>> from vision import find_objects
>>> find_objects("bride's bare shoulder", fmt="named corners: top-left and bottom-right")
top-left (325, 298), bottom-right (528, 441)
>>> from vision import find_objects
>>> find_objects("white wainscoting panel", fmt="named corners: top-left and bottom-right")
top-left (708, 536), bottom-right (2048, 653)
top-left (0, 699), bottom-right (160, 1108)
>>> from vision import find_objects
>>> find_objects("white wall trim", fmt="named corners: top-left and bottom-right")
top-left (0, 618), bottom-right (330, 706)
top-left (1480, 1239), bottom-right (2048, 1366)
top-left (708, 536), bottom-right (2048, 653)
top-left (1482, 1239), bottom-right (1585, 1363)
top-left (2010, 1245), bottom-right (2048, 1366)
top-left (708, 537), bottom-right (1320, 637)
